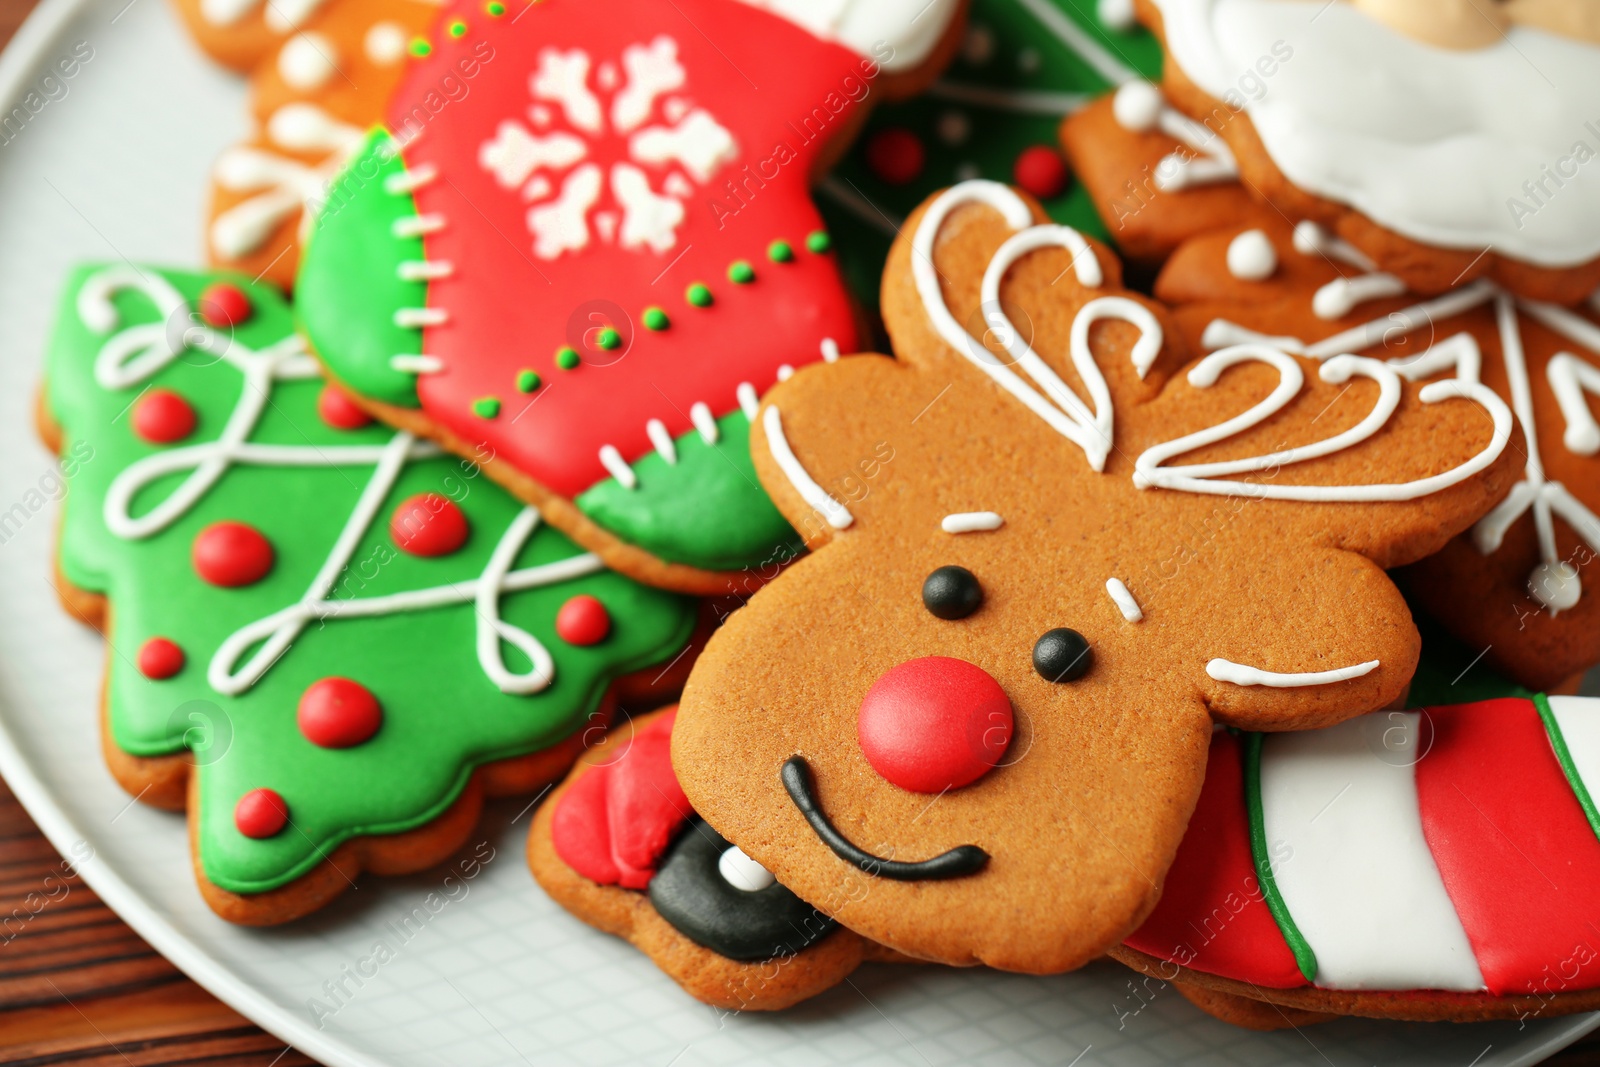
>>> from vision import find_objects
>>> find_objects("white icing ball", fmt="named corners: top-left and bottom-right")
top-left (937, 110), bottom-right (971, 146)
top-left (1530, 561), bottom-right (1582, 613)
top-left (718, 846), bottom-right (776, 893)
top-left (1112, 80), bottom-right (1164, 133)
top-left (278, 32), bottom-right (337, 92)
top-left (1098, 0), bottom-right (1137, 31)
top-left (1226, 229), bottom-right (1278, 281)
top-left (962, 24), bottom-right (995, 65)
top-left (364, 21), bottom-right (407, 66)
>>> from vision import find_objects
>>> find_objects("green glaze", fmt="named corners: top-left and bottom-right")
top-left (1536, 693), bottom-right (1600, 843)
top-left (48, 265), bottom-right (696, 895)
top-left (1243, 733), bottom-right (1319, 984)
top-left (297, 128), bottom-right (425, 408)
top-left (576, 410), bottom-right (800, 571)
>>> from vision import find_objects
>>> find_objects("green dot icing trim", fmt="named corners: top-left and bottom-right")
top-left (1244, 732), bottom-right (1319, 983)
top-left (515, 369), bottom-right (541, 393)
top-left (1536, 693), bottom-right (1600, 842)
top-left (556, 346), bottom-right (581, 370)
top-left (728, 261), bottom-right (755, 285)
top-left (768, 240), bottom-right (794, 263)
top-left (473, 396), bottom-right (502, 419)
top-left (408, 38), bottom-right (432, 57)
top-left (642, 307), bottom-right (669, 331)
top-left (806, 230), bottom-right (832, 254)
top-left (686, 283), bottom-right (713, 308)
top-left (595, 328), bottom-right (622, 350)
top-left (485, 1), bottom-right (505, 14)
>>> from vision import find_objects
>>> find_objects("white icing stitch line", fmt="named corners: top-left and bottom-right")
top-left (390, 355), bottom-right (443, 375)
top-left (394, 307), bottom-right (447, 329)
top-left (598, 444), bottom-right (638, 490)
top-left (1105, 578), bottom-right (1142, 622)
top-left (397, 260), bottom-right (454, 282)
top-left (646, 418), bottom-right (677, 464)
top-left (385, 163), bottom-right (438, 195)
top-left (763, 406), bottom-right (853, 530)
top-left (392, 213), bottom-right (446, 238)
top-left (942, 511), bottom-right (1004, 534)
top-left (689, 401), bottom-right (719, 444)
top-left (736, 382), bottom-right (759, 420)
top-left (1206, 658), bottom-right (1379, 688)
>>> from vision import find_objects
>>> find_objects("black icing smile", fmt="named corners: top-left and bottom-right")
top-left (781, 756), bottom-right (989, 881)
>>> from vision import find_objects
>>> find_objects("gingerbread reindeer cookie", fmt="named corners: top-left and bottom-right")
top-left (669, 180), bottom-right (1521, 973)
top-left (42, 264), bottom-right (697, 924)
top-left (296, 0), bottom-right (969, 595)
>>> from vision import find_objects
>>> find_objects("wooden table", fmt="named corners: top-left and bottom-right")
top-left (0, 0), bottom-right (1597, 1062)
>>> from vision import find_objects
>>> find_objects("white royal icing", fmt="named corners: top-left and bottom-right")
top-left (364, 21), bottom-right (408, 65)
top-left (1548, 696), bottom-right (1600, 805)
top-left (277, 32), bottom-right (337, 92)
top-left (1152, 0), bottom-right (1600, 266)
top-left (1111, 80), bottom-right (1237, 192)
top-left (732, 0), bottom-right (963, 72)
top-left (200, 0), bottom-right (326, 30)
top-left (717, 846), bottom-right (777, 892)
top-left (942, 511), bottom-right (1004, 534)
top-left (1259, 715), bottom-right (1487, 991)
top-left (1225, 229), bottom-right (1277, 281)
top-left (763, 406), bottom-right (853, 530)
top-left (1206, 658), bottom-right (1377, 687)
top-left (1105, 577), bottom-right (1143, 621)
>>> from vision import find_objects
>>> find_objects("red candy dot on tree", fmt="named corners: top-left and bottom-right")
top-left (192, 521), bottom-right (275, 587)
top-left (317, 385), bottom-right (373, 430)
top-left (865, 128), bottom-right (925, 185)
top-left (1013, 145), bottom-right (1069, 200)
top-left (131, 389), bottom-right (197, 444)
top-left (137, 637), bottom-right (185, 680)
top-left (199, 283), bottom-right (252, 328)
top-left (390, 493), bottom-right (469, 557)
top-left (234, 788), bottom-right (289, 839)
top-left (857, 656), bottom-right (1014, 794)
top-left (556, 595), bottom-right (611, 646)
top-left (298, 677), bottom-right (383, 748)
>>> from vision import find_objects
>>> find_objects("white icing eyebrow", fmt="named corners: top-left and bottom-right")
top-left (942, 512), bottom-right (1003, 533)
top-left (763, 406), bottom-right (853, 530)
top-left (1105, 578), bottom-right (1142, 621)
top-left (1206, 658), bottom-right (1379, 688)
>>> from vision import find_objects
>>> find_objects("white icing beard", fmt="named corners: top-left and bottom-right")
top-left (1153, 0), bottom-right (1600, 268)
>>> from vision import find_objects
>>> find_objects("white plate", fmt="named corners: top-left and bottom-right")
top-left (0, 1), bottom-right (1594, 1063)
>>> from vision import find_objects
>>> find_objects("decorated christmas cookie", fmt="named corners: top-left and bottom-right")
top-left (1152, 220), bottom-right (1600, 690)
top-left (296, 0), bottom-right (969, 594)
top-left (43, 264), bottom-right (697, 924)
top-left (1135, 0), bottom-right (1600, 303)
top-left (529, 708), bottom-right (907, 1010)
top-left (1115, 696), bottom-right (1600, 1024)
top-left (169, 0), bottom-right (443, 290)
top-left (669, 179), bottom-right (1522, 973)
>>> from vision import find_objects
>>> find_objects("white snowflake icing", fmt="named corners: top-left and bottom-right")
top-left (478, 36), bottom-right (738, 260)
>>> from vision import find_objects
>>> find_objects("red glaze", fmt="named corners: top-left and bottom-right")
top-left (1416, 698), bottom-right (1600, 995)
top-left (137, 637), bottom-right (185, 680)
top-left (192, 521), bottom-right (274, 587)
top-left (395, 0), bottom-right (863, 496)
top-left (131, 389), bottom-right (197, 444)
top-left (317, 385), bottom-right (374, 430)
top-left (1122, 732), bottom-right (1307, 988)
top-left (199, 282), bottom-right (252, 328)
top-left (390, 493), bottom-right (469, 557)
top-left (857, 656), bottom-right (1013, 793)
top-left (866, 127), bottom-right (925, 185)
top-left (556, 595), bottom-right (611, 645)
top-left (1013, 145), bottom-right (1069, 200)
top-left (234, 788), bottom-right (289, 838)
top-left (298, 677), bottom-right (384, 749)
top-left (551, 710), bottom-right (690, 889)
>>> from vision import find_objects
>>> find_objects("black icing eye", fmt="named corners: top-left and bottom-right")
top-left (922, 565), bottom-right (983, 620)
top-left (1033, 628), bottom-right (1093, 683)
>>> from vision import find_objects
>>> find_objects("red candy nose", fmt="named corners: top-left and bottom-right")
top-left (857, 656), bottom-right (1014, 794)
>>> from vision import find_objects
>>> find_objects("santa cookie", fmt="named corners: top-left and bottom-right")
top-left (42, 264), bottom-right (697, 924)
top-left (1115, 696), bottom-right (1600, 1025)
top-left (296, 0), bottom-right (968, 594)
top-left (670, 179), bottom-right (1521, 973)
top-left (530, 708), bottom-right (909, 1011)
top-left (1133, 0), bottom-right (1600, 303)
top-left (1154, 220), bottom-right (1600, 691)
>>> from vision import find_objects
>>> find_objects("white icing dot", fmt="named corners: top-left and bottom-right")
top-left (1226, 229), bottom-right (1278, 282)
top-left (718, 846), bottom-right (775, 892)
top-left (278, 32), bottom-right (337, 92)
top-left (1017, 47), bottom-right (1041, 74)
top-left (1098, 0), bottom-right (1137, 31)
top-left (1112, 80), bottom-right (1164, 133)
top-left (364, 21), bottom-right (407, 66)
top-left (1530, 560), bottom-right (1582, 613)
top-left (963, 24), bottom-right (995, 66)
top-left (937, 110), bottom-right (971, 146)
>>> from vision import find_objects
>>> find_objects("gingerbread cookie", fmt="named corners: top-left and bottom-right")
top-left (1153, 219), bottom-right (1600, 691)
top-left (670, 179), bottom-right (1521, 973)
top-left (1134, 0), bottom-right (1600, 304)
top-left (43, 264), bottom-right (698, 924)
top-left (530, 708), bottom-right (908, 1011)
top-left (1115, 695), bottom-right (1600, 1024)
top-left (296, 0), bottom-right (969, 594)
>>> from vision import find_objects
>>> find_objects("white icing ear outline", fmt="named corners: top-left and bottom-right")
top-left (1133, 347), bottom-right (1513, 502)
top-left (912, 181), bottom-right (1163, 472)
top-left (1548, 352), bottom-right (1600, 455)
